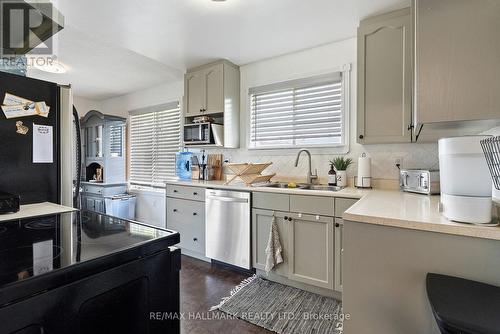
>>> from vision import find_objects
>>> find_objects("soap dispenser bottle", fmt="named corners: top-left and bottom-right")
top-left (328, 164), bottom-right (337, 186)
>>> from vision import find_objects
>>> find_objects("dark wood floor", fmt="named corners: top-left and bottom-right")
top-left (180, 255), bottom-right (273, 334)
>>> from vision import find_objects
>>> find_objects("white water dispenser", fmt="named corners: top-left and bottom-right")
top-left (439, 136), bottom-right (492, 224)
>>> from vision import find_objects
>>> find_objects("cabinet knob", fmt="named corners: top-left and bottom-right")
top-left (193, 238), bottom-right (198, 242)
top-left (173, 209), bottom-right (178, 212)
top-left (173, 189), bottom-right (178, 193)
top-left (359, 134), bottom-right (364, 139)
top-left (193, 212), bottom-right (197, 216)
top-left (284, 216), bottom-right (288, 220)
top-left (315, 215), bottom-right (320, 220)
top-left (288, 217), bottom-right (293, 222)
top-left (193, 192), bottom-right (198, 195)
top-left (335, 223), bottom-right (340, 227)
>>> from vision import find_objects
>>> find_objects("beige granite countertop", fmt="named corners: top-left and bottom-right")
top-left (0, 202), bottom-right (76, 222)
top-left (344, 190), bottom-right (500, 241)
top-left (165, 178), bottom-right (500, 241)
top-left (164, 179), bottom-right (368, 199)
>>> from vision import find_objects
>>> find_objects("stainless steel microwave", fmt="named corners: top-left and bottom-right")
top-left (183, 123), bottom-right (223, 146)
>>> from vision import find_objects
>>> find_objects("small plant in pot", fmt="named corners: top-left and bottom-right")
top-left (330, 157), bottom-right (353, 187)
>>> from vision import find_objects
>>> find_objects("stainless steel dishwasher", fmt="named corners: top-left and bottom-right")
top-left (205, 189), bottom-right (251, 269)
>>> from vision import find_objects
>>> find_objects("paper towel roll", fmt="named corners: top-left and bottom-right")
top-left (356, 153), bottom-right (371, 188)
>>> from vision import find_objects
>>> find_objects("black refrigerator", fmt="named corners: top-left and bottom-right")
top-left (0, 71), bottom-right (60, 205)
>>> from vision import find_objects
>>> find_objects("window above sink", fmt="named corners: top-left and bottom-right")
top-left (247, 65), bottom-right (351, 152)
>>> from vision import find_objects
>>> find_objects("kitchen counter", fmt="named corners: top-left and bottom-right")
top-left (164, 179), bottom-right (368, 199)
top-left (0, 202), bottom-right (76, 222)
top-left (344, 190), bottom-right (500, 241)
top-left (166, 178), bottom-right (500, 241)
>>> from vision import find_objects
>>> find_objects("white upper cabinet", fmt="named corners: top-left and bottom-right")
top-left (185, 71), bottom-right (206, 117)
top-left (184, 60), bottom-right (240, 148)
top-left (357, 8), bottom-right (413, 144)
top-left (184, 60), bottom-right (239, 117)
top-left (205, 63), bottom-right (224, 115)
top-left (414, 0), bottom-right (500, 124)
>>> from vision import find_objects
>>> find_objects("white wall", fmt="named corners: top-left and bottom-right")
top-left (207, 38), bottom-right (438, 182)
top-left (100, 80), bottom-right (184, 117)
top-left (73, 95), bottom-right (103, 116)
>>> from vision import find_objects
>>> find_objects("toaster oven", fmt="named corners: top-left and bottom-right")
top-left (400, 169), bottom-right (440, 195)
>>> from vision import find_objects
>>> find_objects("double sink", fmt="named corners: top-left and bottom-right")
top-left (256, 182), bottom-right (343, 192)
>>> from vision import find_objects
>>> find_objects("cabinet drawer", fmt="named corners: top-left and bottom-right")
top-left (252, 192), bottom-right (289, 211)
top-left (290, 195), bottom-right (334, 217)
top-left (166, 198), bottom-right (205, 225)
top-left (166, 185), bottom-right (205, 201)
top-left (82, 184), bottom-right (103, 195)
top-left (167, 214), bottom-right (205, 255)
top-left (335, 198), bottom-right (358, 217)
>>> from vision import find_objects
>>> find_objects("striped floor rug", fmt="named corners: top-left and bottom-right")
top-left (211, 275), bottom-right (344, 334)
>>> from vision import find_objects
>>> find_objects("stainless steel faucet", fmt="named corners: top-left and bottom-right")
top-left (294, 149), bottom-right (318, 184)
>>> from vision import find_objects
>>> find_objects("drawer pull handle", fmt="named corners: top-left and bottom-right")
top-left (173, 209), bottom-right (178, 212)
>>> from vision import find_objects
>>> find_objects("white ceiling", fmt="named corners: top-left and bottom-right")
top-left (28, 0), bottom-right (409, 100)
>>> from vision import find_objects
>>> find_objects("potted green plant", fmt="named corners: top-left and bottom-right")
top-left (330, 157), bottom-right (353, 187)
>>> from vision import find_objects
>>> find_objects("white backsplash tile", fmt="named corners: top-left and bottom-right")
top-left (205, 142), bottom-right (439, 182)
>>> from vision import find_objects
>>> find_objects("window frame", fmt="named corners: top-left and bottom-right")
top-left (128, 101), bottom-right (181, 188)
top-left (246, 64), bottom-right (350, 153)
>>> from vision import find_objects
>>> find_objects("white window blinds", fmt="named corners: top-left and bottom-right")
top-left (129, 102), bottom-right (181, 186)
top-left (249, 72), bottom-right (346, 149)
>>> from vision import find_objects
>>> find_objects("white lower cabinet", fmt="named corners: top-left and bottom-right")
top-left (166, 185), bottom-right (206, 257)
top-left (252, 209), bottom-right (289, 276)
top-left (251, 192), bottom-right (357, 293)
top-left (288, 213), bottom-right (335, 290)
top-left (252, 208), bottom-right (336, 291)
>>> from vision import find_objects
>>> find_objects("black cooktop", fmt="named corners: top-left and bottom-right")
top-left (0, 210), bottom-right (179, 305)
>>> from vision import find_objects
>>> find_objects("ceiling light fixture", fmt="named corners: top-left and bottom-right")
top-left (211, 0), bottom-right (227, 2)
top-left (31, 60), bottom-right (67, 74)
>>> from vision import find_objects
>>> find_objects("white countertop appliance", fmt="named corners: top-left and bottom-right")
top-left (439, 136), bottom-right (492, 224)
top-left (400, 169), bottom-right (440, 195)
top-left (205, 189), bottom-right (251, 269)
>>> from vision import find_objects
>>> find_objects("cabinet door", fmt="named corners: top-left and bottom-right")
top-left (252, 209), bottom-right (289, 276)
top-left (357, 8), bottom-right (412, 144)
top-left (94, 198), bottom-right (105, 213)
top-left (288, 213), bottom-right (334, 289)
top-left (84, 197), bottom-right (95, 212)
top-left (415, 0), bottom-right (500, 123)
top-left (204, 63), bottom-right (224, 115)
top-left (185, 71), bottom-right (206, 117)
top-left (334, 218), bottom-right (344, 292)
top-left (84, 127), bottom-right (95, 159)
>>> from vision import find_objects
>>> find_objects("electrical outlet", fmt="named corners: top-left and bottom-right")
top-left (394, 157), bottom-right (403, 168)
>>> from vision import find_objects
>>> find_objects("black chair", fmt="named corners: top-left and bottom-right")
top-left (426, 273), bottom-right (500, 334)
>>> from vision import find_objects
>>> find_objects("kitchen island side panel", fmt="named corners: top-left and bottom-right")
top-left (342, 220), bottom-right (500, 334)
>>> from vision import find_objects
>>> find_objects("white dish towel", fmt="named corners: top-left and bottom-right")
top-left (265, 214), bottom-right (283, 272)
